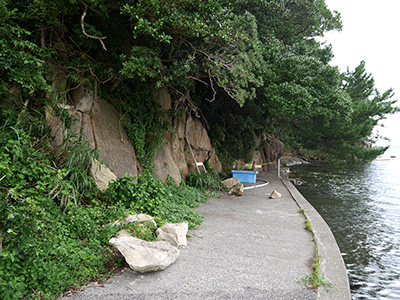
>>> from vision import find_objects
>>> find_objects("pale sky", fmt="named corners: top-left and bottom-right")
top-left (321, 0), bottom-right (400, 147)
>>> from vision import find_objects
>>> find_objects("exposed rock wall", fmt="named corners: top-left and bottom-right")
top-left (46, 85), bottom-right (138, 187)
top-left (152, 88), bottom-right (222, 184)
top-left (250, 133), bottom-right (284, 171)
top-left (47, 81), bottom-right (222, 187)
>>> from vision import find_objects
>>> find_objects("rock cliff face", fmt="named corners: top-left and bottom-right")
top-left (46, 83), bottom-right (222, 187)
top-left (46, 86), bottom-right (138, 182)
top-left (152, 87), bottom-right (222, 185)
top-left (46, 68), bottom-right (284, 187)
top-left (250, 133), bottom-right (284, 171)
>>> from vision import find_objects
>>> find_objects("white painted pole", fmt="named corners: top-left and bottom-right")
top-left (277, 159), bottom-right (281, 178)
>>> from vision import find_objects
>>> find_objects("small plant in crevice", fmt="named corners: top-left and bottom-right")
top-left (125, 221), bottom-right (158, 241)
top-left (297, 208), bottom-right (306, 214)
top-left (298, 213), bottom-right (335, 292)
top-left (305, 219), bottom-right (313, 233)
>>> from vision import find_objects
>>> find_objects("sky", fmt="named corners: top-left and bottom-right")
top-left (320, 0), bottom-right (400, 147)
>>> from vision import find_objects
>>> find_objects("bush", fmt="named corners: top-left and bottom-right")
top-left (0, 201), bottom-right (133, 300)
top-left (104, 172), bottom-right (168, 215)
top-left (0, 103), bottom-right (215, 299)
top-left (186, 161), bottom-right (229, 192)
top-left (103, 172), bottom-right (212, 229)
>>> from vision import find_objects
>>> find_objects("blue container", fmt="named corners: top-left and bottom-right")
top-left (232, 170), bottom-right (257, 184)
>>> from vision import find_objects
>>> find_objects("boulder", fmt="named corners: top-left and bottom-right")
top-left (158, 223), bottom-right (188, 247)
top-left (269, 190), bottom-right (282, 199)
top-left (113, 214), bottom-right (157, 227)
top-left (232, 183), bottom-right (244, 196)
top-left (90, 158), bottom-right (117, 191)
top-left (156, 228), bottom-right (179, 247)
top-left (109, 230), bottom-right (180, 273)
top-left (222, 178), bottom-right (240, 189)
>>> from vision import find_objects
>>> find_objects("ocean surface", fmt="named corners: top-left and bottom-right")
top-left (290, 147), bottom-right (400, 300)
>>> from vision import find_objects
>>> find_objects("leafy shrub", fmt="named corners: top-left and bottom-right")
top-left (186, 161), bottom-right (228, 192)
top-left (0, 107), bottom-right (131, 299)
top-left (0, 201), bottom-right (132, 300)
top-left (104, 172), bottom-right (168, 215)
top-left (104, 172), bottom-right (211, 229)
top-left (125, 221), bottom-right (157, 241)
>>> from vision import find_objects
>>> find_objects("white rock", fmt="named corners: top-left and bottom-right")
top-left (156, 228), bottom-right (179, 247)
top-left (269, 190), bottom-right (282, 199)
top-left (114, 214), bottom-right (157, 227)
top-left (232, 183), bottom-right (244, 196)
top-left (158, 223), bottom-right (188, 247)
top-left (90, 158), bottom-right (117, 191)
top-left (109, 230), bottom-right (180, 273)
top-left (222, 178), bottom-right (240, 189)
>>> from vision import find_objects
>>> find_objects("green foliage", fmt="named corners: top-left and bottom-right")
top-left (0, 199), bottom-right (133, 300)
top-left (0, 0), bottom-right (50, 98)
top-left (125, 221), bottom-right (158, 241)
top-left (3, 0), bottom-right (395, 166)
top-left (120, 0), bottom-right (265, 105)
top-left (305, 219), bottom-right (313, 233)
top-left (299, 216), bottom-right (334, 292)
top-left (104, 173), bottom-right (168, 215)
top-left (116, 83), bottom-right (169, 168)
top-left (103, 172), bottom-right (209, 229)
top-left (186, 161), bottom-right (229, 192)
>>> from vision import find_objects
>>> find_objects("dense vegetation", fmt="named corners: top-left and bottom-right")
top-left (1, 0), bottom-right (399, 298)
top-left (1, 0), bottom-right (397, 164)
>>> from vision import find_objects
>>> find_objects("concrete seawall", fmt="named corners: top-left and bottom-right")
top-left (280, 174), bottom-right (351, 299)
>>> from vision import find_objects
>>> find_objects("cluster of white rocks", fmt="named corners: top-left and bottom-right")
top-left (109, 214), bottom-right (188, 273)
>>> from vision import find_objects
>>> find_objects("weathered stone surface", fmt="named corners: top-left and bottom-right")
top-left (250, 133), bottom-right (284, 171)
top-left (156, 228), bottom-right (179, 247)
top-left (46, 88), bottom-right (139, 181)
top-left (74, 88), bottom-right (94, 114)
top-left (280, 154), bottom-right (308, 166)
top-left (232, 183), bottom-right (244, 196)
top-left (45, 106), bottom-right (64, 148)
top-left (91, 99), bottom-right (137, 178)
top-left (109, 230), bottom-right (180, 273)
top-left (153, 143), bottom-right (182, 185)
top-left (170, 116), bottom-right (189, 177)
top-left (113, 214), bottom-right (157, 227)
top-left (153, 87), bottom-right (172, 111)
top-left (81, 113), bottom-right (95, 149)
top-left (90, 158), bottom-right (117, 191)
top-left (186, 115), bottom-right (222, 173)
top-left (264, 134), bottom-right (284, 171)
top-left (158, 223), bottom-right (188, 247)
top-left (222, 178), bottom-right (241, 189)
top-left (269, 190), bottom-right (282, 199)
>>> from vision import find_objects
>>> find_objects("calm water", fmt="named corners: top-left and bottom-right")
top-left (290, 147), bottom-right (400, 300)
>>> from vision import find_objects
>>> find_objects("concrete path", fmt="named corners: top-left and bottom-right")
top-left (61, 172), bottom-right (350, 300)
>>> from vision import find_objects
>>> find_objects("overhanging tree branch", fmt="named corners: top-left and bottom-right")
top-left (80, 2), bottom-right (107, 51)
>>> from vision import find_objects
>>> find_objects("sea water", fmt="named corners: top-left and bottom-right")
top-left (290, 147), bottom-right (400, 299)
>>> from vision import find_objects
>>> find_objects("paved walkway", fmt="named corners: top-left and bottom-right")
top-left (61, 172), bottom-right (350, 300)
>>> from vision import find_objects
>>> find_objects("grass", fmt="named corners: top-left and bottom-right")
top-left (297, 211), bottom-right (335, 292)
